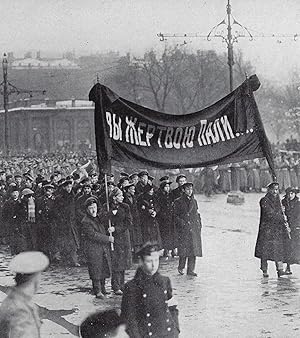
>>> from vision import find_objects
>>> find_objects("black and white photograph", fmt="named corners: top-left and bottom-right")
top-left (0, 0), bottom-right (300, 337)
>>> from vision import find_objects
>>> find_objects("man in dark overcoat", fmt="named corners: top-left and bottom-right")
top-left (171, 174), bottom-right (187, 202)
top-left (2, 187), bottom-right (21, 254)
top-left (254, 182), bottom-right (289, 277)
top-left (102, 187), bottom-right (132, 295)
top-left (281, 187), bottom-right (300, 273)
top-left (121, 243), bottom-right (179, 338)
top-left (174, 182), bottom-right (202, 276)
top-left (35, 184), bottom-right (57, 261)
top-left (123, 182), bottom-right (143, 255)
top-left (156, 181), bottom-right (176, 255)
top-left (55, 180), bottom-right (80, 266)
top-left (81, 197), bottom-right (113, 299)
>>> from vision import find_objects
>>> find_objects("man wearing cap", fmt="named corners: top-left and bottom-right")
top-left (82, 197), bottom-right (113, 298)
top-left (103, 187), bottom-right (132, 295)
top-left (121, 243), bottom-right (179, 338)
top-left (282, 187), bottom-right (300, 274)
top-left (0, 251), bottom-right (49, 338)
top-left (35, 183), bottom-right (57, 260)
top-left (135, 171), bottom-right (149, 197)
top-left (156, 180), bottom-right (176, 257)
top-left (174, 182), bottom-right (202, 276)
top-left (255, 182), bottom-right (290, 277)
top-left (55, 180), bottom-right (80, 266)
top-left (2, 187), bottom-right (21, 254)
top-left (15, 188), bottom-right (37, 252)
top-left (171, 174), bottom-right (187, 201)
top-left (123, 182), bottom-right (143, 256)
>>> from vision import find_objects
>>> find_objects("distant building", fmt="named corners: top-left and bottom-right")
top-left (0, 99), bottom-right (96, 154)
top-left (8, 51), bottom-right (80, 70)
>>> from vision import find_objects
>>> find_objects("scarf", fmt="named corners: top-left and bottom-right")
top-left (28, 196), bottom-right (35, 223)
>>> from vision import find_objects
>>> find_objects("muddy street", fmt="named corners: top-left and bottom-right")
top-left (1, 193), bottom-right (300, 337)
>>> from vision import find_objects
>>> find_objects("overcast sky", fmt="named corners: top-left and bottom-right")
top-left (1, 0), bottom-right (300, 84)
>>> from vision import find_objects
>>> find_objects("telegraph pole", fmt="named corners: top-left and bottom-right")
top-left (1, 53), bottom-right (46, 156)
top-left (2, 55), bottom-right (9, 156)
top-left (226, 0), bottom-right (234, 92)
top-left (158, 0), bottom-right (299, 93)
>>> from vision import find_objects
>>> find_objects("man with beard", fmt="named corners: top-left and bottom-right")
top-left (174, 182), bottom-right (202, 276)
top-left (171, 174), bottom-right (187, 201)
top-left (282, 187), bottom-right (300, 274)
top-left (255, 182), bottom-right (290, 277)
top-left (123, 182), bottom-right (143, 256)
top-left (156, 180), bottom-right (176, 257)
top-left (35, 183), bottom-right (57, 261)
top-left (2, 187), bottom-right (21, 254)
top-left (81, 197), bottom-right (113, 299)
top-left (55, 180), bottom-right (80, 266)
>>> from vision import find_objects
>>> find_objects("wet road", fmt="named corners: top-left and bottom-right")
top-left (1, 193), bottom-right (300, 337)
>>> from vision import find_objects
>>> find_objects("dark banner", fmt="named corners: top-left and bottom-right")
top-left (89, 75), bottom-right (275, 175)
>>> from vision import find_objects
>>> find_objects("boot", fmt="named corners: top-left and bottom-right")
top-left (277, 270), bottom-right (288, 277)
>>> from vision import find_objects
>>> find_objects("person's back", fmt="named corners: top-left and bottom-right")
top-left (0, 287), bottom-right (41, 338)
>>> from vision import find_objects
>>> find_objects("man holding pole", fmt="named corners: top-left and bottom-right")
top-left (254, 182), bottom-right (291, 278)
top-left (81, 197), bottom-right (113, 299)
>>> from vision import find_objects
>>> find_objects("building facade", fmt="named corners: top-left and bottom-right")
top-left (0, 100), bottom-right (96, 154)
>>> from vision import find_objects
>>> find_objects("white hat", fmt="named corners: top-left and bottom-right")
top-left (9, 251), bottom-right (49, 274)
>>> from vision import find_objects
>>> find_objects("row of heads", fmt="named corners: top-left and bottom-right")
top-left (267, 182), bottom-right (299, 195)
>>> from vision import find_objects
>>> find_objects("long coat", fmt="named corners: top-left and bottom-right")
top-left (282, 196), bottom-right (300, 264)
top-left (121, 267), bottom-right (179, 338)
top-left (156, 189), bottom-right (176, 250)
top-left (123, 193), bottom-right (143, 249)
top-left (35, 194), bottom-right (56, 255)
top-left (102, 202), bottom-right (132, 271)
top-left (173, 194), bottom-right (202, 257)
top-left (55, 190), bottom-right (79, 251)
top-left (137, 193), bottom-right (162, 246)
top-left (81, 213), bottom-right (112, 280)
top-left (2, 198), bottom-right (24, 254)
top-left (0, 287), bottom-right (42, 338)
top-left (255, 193), bottom-right (287, 261)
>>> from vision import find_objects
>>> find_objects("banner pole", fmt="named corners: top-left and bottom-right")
top-left (104, 173), bottom-right (114, 251)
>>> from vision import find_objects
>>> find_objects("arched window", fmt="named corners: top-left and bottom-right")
top-left (56, 120), bottom-right (71, 147)
top-left (77, 119), bottom-right (91, 150)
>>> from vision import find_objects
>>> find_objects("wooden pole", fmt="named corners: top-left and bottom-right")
top-left (104, 173), bottom-right (114, 251)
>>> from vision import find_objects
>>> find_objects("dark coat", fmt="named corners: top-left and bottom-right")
top-left (102, 202), bottom-right (132, 271)
top-left (2, 198), bottom-right (27, 255)
top-left (55, 190), bottom-right (79, 249)
top-left (156, 189), bottom-right (176, 250)
top-left (282, 196), bottom-right (300, 264)
top-left (121, 267), bottom-right (179, 338)
top-left (81, 213), bottom-right (112, 280)
top-left (35, 194), bottom-right (57, 254)
top-left (137, 193), bottom-right (162, 246)
top-left (173, 194), bottom-right (202, 257)
top-left (123, 193), bottom-right (143, 249)
top-left (255, 193), bottom-right (286, 261)
top-left (170, 186), bottom-right (183, 202)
